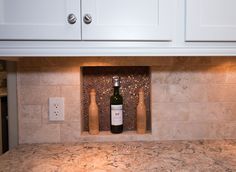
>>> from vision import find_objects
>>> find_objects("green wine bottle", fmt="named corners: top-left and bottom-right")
top-left (110, 76), bottom-right (123, 134)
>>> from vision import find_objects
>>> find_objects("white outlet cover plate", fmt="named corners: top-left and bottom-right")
top-left (49, 97), bottom-right (65, 121)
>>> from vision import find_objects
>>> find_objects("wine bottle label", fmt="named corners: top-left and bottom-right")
top-left (111, 105), bottom-right (123, 126)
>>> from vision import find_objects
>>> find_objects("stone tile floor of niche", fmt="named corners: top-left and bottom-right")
top-left (0, 140), bottom-right (235, 172)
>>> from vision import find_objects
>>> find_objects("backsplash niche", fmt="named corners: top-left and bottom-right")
top-left (82, 66), bottom-right (151, 132)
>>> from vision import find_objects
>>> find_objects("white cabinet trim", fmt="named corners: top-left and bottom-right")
top-left (1, 41), bottom-right (236, 56)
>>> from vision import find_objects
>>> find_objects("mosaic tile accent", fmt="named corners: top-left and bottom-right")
top-left (82, 67), bottom-right (151, 131)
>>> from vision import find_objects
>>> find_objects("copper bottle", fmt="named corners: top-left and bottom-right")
top-left (136, 88), bottom-right (146, 134)
top-left (88, 89), bottom-right (99, 135)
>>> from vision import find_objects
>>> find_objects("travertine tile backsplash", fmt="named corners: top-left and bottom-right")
top-left (17, 57), bottom-right (236, 143)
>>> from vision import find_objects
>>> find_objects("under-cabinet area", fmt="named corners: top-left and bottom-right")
top-left (0, 0), bottom-right (236, 56)
top-left (16, 57), bottom-right (236, 144)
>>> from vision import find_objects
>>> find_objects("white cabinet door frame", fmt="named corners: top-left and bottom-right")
top-left (186, 0), bottom-right (236, 41)
top-left (82, 0), bottom-right (173, 41)
top-left (0, 0), bottom-right (81, 40)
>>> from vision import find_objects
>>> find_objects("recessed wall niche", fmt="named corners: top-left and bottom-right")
top-left (82, 66), bottom-right (151, 133)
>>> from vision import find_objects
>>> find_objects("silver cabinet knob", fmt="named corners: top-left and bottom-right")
top-left (83, 14), bottom-right (92, 24)
top-left (68, 14), bottom-right (77, 24)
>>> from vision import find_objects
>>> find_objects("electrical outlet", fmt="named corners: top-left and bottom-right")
top-left (49, 97), bottom-right (64, 121)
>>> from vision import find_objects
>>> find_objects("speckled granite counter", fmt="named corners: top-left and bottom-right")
top-left (0, 140), bottom-right (235, 172)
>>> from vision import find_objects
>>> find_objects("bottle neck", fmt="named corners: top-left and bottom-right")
top-left (139, 94), bottom-right (145, 104)
top-left (113, 86), bottom-right (120, 95)
top-left (90, 94), bottom-right (96, 104)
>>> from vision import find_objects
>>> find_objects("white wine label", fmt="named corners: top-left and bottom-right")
top-left (111, 105), bottom-right (123, 126)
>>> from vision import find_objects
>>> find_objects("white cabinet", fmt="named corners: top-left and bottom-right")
top-left (186, 0), bottom-right (236, 41)
top-left (0, 0), bottom-right (81, 40)
top-left (1, 0), bottom-right (236, 56)
top-left (82, 0), bottom-right (173, 41)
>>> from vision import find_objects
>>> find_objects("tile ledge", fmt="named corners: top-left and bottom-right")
top-left (80, 131), bottom-right (154, 142)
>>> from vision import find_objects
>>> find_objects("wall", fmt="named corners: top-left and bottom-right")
top-left (0, 61), bottom-right (7, 95)
top-left (17, 57), bottom-right (236, 143)
top-left (0, 61), bottom-right (7, 153)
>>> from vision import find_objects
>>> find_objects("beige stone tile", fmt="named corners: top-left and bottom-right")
top-left (208, 84), bottom-right (236, 102)
top-left (210, 56), bottom-right (236, 66)
top-left (60, 122), bottom-right (81, 142)
top-left (17, 58), bottom-right (42, 68)
top-left (205, 65), bottom-right (227, 84)
top-left (155, 103), bottom-right (189, 121)
top-left (19, 105), bottom-right (42, 124)
top-left (224, 64), bottom-right (236, 83)
top-left (152, 65), bottom-right (211, 85)
top-left (18, 68), bottom-right (41, 86)
top-left (207, 103), bottom-right (236, 122)
top-left (157, 122), bottom-right (210, 140)
top-left (19, 86), bottom-right (42, 105)
top-left (223, 85), bottom-right (236, 101)
top-left (152, 64), bottom-right (227, 85)
top-left (152, 84), bottom-right (207, 103)
top-left (40, 86), bottom-right (61, 104)
top-left (151, 103), bottom-right (158, 137)
top-left (19, 86), bottom-right (60, 105)
top-left (151, 66), bottom-right (169, 85)
top-left (172, 57), bottom-right (212, 66)
top-left (42, 104), bottom-right (49, 124)
top-left (209, 122), bottom-right (236, 139)
top-left (40, 67), bottom-right (80, 86)
top-left (64, 104), bottom-right (81, 122)
top-left (151, 84), bottom-right (168, 103)
top-left (169, 84), bottom-right (207, 102)
top-left (221, 122), bottom-right (236, 139)
top-left (19, 123), bottom-right (60, 144)
top-left (207, 84), bottom-right (226, 102)
top-left (188, 102), bottom-right (236, 122)
top-left (208, 123), bottom-right (225, 139)
top-left (60, 86), bottom-right (80, 104)
top-left (41, 58), bottom-right (77, 67)
top-left (151, 66), bottom-right (190, 85)
top-left (188, 103), bottom-right (208, 122)
top-left (169, 84), bottom-right (206, 102)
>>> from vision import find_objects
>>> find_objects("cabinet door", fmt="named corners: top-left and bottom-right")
top-left (0, 0), bottom-right (80, 40)
top-left (186, 0), bottom-right (236, 41)
top-left (82, 0), bottom-right (173, 41)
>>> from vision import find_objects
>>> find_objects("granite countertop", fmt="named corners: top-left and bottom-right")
top-left (0, 140), bottom-right (235, 172)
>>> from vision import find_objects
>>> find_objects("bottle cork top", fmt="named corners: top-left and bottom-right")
top-left (90, 89), bottom-right (96, 95)
top-left (112, 76), bottom-right (120, 87)
top-left (139, 88), bottom-right (144, 94)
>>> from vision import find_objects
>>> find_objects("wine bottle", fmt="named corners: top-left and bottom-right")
top-left (110, 76), bottom-right (123, 134)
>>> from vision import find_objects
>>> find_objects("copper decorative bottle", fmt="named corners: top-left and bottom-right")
top-left (136, 88), bottom-right (146, 134)
top-left (88, 89), bottom-right (99, 135)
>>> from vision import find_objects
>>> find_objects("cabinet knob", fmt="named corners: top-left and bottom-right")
top-left (83, 14), bottom-right (92, 24)
top-left (68, 14), bottom-right (77, 24)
